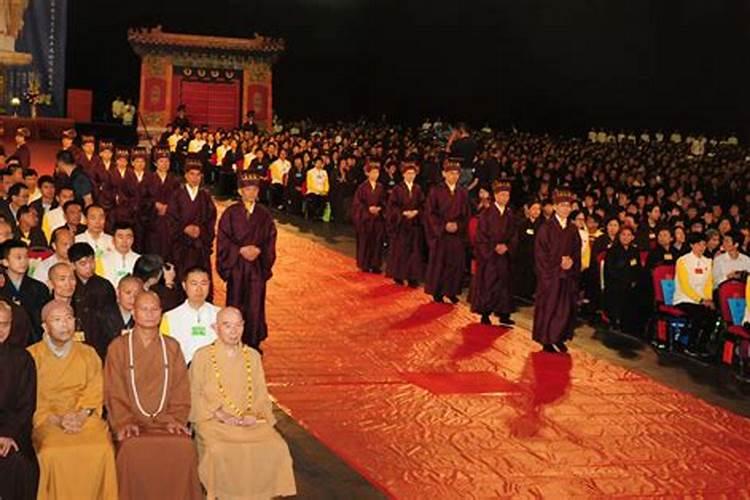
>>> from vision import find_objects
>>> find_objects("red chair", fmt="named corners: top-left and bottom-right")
top-left (650, 264), bottom-right (685, 347)
top-left (28, 247), bottom-right (53, 261)
top-left (716, 279), bottom-right (750, 377)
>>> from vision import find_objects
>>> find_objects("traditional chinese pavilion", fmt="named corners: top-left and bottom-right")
top-left (128, 26), bottom-right (284, 133)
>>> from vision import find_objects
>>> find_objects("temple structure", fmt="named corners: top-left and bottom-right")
top-left (128, 26), bottom-right (284, 133)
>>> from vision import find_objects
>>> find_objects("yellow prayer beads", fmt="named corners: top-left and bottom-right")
top-left (210, 343), bottom-right (253, 417)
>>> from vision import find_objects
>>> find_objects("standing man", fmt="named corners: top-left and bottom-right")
top-left (167, 158), bottom-right (217, 288)
top-left (217, 172), bottom-right (277, 350)
top-left (385, 161), bottom-right (425, 287)
top-left (532, 189), bottom-right (582, 353)
top-left (470, 180), bottom-right (518, 326)
top-left (351, 161), bottom-right (387, 273)
top-left (57, 150), bottom-right (94, 207)
top-left (144, 146), bottom-right (180, 256)
top-left (11, 127), bottom-right (31, 169)
top-left (424, 157), bottom-right (471, 304)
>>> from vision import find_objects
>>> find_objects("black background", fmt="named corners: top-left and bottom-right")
top-left (66, 0), bottom-right (750, 135)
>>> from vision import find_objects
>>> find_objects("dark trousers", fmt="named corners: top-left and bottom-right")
top-left (676, 302), bottom-right (717, 351)
top-left (306, 194), bottom-right (327, 219)
top-left (270, 183), bottom-right (285, 208)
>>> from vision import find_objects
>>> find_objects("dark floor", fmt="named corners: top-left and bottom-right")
top-left (270, 210), bottom-right (749, 499)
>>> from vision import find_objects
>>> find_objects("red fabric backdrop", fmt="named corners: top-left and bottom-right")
top-left (171, 75), bottom-right (241, 130)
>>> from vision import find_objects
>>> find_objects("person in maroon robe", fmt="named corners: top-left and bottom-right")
top-left (106, 147), bottom-right (139, 232)
top-left (78, 135), bottom-right (108, 204)
top-left (470, 180), bottom-right (518, 326)
top-left (11, 127), bottom-right (31, 169)
top-left (97, 141), bottom-right (116, 212)
top-left (351, 160), bottom-right (387, 273)
top-left (143, 147), bottom-right (181, 257)
top-left (167, 158), bottom-right (217, 293)
top-left (385, 161), bottom-right (425, 287)
top-left (424, 157), bottom-right (471, 304)
top-left (129, 147), bottom-right (156, 252)
top-left (0, 299), bottom-right (38, 500)
top-left (217, 172), bottom-right (277, 350)
top-left (532, 189), bottom-right (582, 353)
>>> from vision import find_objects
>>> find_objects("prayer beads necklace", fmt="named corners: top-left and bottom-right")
top-left (210, 342), bottom-right (253, 417)
top-left (127, 330), bottom-right (169, 419)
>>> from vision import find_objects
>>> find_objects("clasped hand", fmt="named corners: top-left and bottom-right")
top-left (240, 245), bottom-right (262, 262)
top-left (215, 408), bottom-right (258, 427)
top-left (561, 256), bottom-right (573, 270)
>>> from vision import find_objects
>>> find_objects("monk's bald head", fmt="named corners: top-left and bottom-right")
top-left (41, 299), bottom-right (74, 323)
top-left (133, 291), bottom-right (162, 330)
top-left (214, 307), bottom-right (244, 346)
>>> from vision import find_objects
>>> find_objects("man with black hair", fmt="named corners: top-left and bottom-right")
top-left (75, 204), bottom-right (113, 276)
top-left (0, 240), bottom-right (50, 342)
top-left (0, 182), bottom-right (29, 230)
top-left (32, 227), bottom-right (74, 286)
top-left (102, 222), bottom-right (140, 288)
top-left (11, 127), bottom-right (31, 169)
top-left (712, 230), bottom-right (750, 288)
top-left (68, 242), bottom-right (118, 358)
top-left (23, 168), bottom-right (40, 203)
top-left (14, 206), bottom-right (47, 248)
top-left (57, 150), bottom-right (94, 207)
top-left (62, 200), bottom-right (86, 236)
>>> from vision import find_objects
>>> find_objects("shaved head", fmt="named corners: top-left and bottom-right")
top-left (41, 300), bottom-right (74, 322)
top-left (216, 306), bottom-right (242, 323)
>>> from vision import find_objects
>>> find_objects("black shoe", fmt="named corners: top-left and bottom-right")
top-left (394, 279), bottom-right (405, 286)
top-left (448, 295), bottom-right (460, 304)
top-left (554, 342), bottom-right (569, 353)
top-left (407, 280), bottom-right (419, 288)
top-left (369, 268), bottom-right (381, 274)
top-left (542, 344), bottom-right (556, 353)
top-left (480, 314), bottom-right (491, 325)
top-left (433, 294), bottom-right (444, 303)
top-left (498, 315), bottom-right (515, 326)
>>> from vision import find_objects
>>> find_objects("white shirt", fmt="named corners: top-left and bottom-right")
top-left (188, 139), bottom-right (206, 154)
top-left (712, 252), bottom-right (750, 289)
top-left (494, 202), bottom-right (506, 216)
top-left (555, 214), bottom-right (567, 229)
top-left (673, 252), bottom-right (712, 305)
top-left (42, 207), bottom-right (65, 237)
top-left (76, 231), bottom-right (114, 257)
top-left (102, 250), bottom-right (141, 288)
top-left (30, 254), bottom-right (62, 287)
top-left (186, 185), bottom-right (199, 201)
top-left (160, 301), bottom-right (220, 363)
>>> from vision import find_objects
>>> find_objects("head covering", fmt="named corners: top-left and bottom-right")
top-left (114, 147), bottom-right (130, 160)
top-left (400, 161), bottom-right (419, 174)
top-left (99, 140), bottom-right (114, 152)
top-left (62, 128), bottom-right (77, 140)
top-left (131, 147), bottom-right (148, 161)
top-left (184, 157), bottom-right (203, 172)
top-left (153, 147), bottom-right (170, 160)
top-left (553, 188), bottom-right (574, 204)
top-left (238, 171), bottom-right (262, 188)
top-left (365, 160), bottom-right (381, 173)
top-left (492, 180), bottom-right (512, 193)
top-left (80, 134), bottom-right (95, 145)
top-left (443, 157), bottom-right (462, 172)
top-left (15, 127), bottom-right (30, 139)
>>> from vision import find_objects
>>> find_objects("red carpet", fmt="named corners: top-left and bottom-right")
top-left (255, 225), bottom-right (750, 498)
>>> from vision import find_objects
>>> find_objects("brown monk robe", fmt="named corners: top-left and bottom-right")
top-left (78, 135), bottom-right (108, 204)
top-left (351, 161), bottom-right (388, 273)
top-left (104, 291), bottom-right (202, 500)
top-left (106, 148), bottom-right (139, 231)
top-left (217, 172), bottom-right (277, 350)
top-left (424, 157), bottom-right (471, 303)
top-left (532, 190), bottom-right (582, 353)
top-left (385, 161), bottom-right (425, 286)
top-left (143, 147), bottom-right (181, 256)
top-left (0, 299), bottom-right (38, 500)
top-left (470, 180), bottom-right (518, 326)
top-left (167, 158), bottom-right (217, 287)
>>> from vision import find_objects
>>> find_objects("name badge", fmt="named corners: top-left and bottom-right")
top-left (73, 331), bottom-right (86, 342)
top-left (629, 258), bottom-right (638, 267)
top-left (117, 269), bottom-right (128, 278)
top-left (192, 325), bottom-right (207, 337)
top-left (664, 254), bottom-right (673, 260)
top-left (526, 228), bottom-right (534, 235)
top-left (95, 248), bottom-right (104, 259)
top-left (695, 268), bottom-right (703, 275)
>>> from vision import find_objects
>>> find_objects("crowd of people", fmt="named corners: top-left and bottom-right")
top-left (1, 112), bottom-right (750, 498)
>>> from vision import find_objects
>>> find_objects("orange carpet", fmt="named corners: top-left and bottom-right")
top-left (250, 225), bottom-right (750, 498)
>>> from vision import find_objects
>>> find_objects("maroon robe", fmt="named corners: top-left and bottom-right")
top-left (385, 182), bottom-right (425, 282)
top-left (143, 172), bottom-right (181, 257)
top-left (166, 185), bottom-right (217, 282)
top-left (79, 153), bottom-right (108, 204)
top-left (423, 183), bottom-right (471, 297)
top-left (217, 202), bottom-right (277, 348)
top-left (470, 203), bottom-right (518, 316)
top-left (351, 181), bottom-right (387, 271)
top-left (12, 143), bottom-right (31, 169)
top-left (130, 171), bottom-right (156, 253)
top-left (106, 166), bottom-right (139, 231)
top-left (532, 216), bottom-right (582, 345)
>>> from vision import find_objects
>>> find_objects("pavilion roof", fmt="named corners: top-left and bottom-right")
top-left (128, 26), bottom-right (285, 55)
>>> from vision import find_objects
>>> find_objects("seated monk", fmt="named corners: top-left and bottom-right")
top-left (0, 299), bottom-right (38, 500)
top-left (104, 291), bottom-right (202, 500)
top-left (27, 300), bottom-right (118, 500)
top-left (190, 306), bottom-right (296, 500)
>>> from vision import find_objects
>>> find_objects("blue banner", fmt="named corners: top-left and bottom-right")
top-left (1, 0), bottom-right (67, 117)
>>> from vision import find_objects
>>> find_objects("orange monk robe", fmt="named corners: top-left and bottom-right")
top-left (27, 339), bottom-right (118, 500)
top-left (104, 333), bottom-right (202, 500)
top-left (190, 342), bottom-right (296, 500)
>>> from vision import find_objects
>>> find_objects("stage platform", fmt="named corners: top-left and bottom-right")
top-left (241, 223), bottom-right (750, 498)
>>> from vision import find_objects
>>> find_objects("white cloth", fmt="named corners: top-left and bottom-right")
top-left (673, 253), bottom-right (712, 305)
top-left (712, 252), bottom-right (750, 289)
top-left (75, 231), bottom-right (114, 257)
top-left (160, 301), bottom-right (220, 363)
top-left (30, 254), bottom-right (62, 287)
top-left (186, 185), bottom-right (199, 202)
top-left (102, 250), bottom-right (141, 288)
